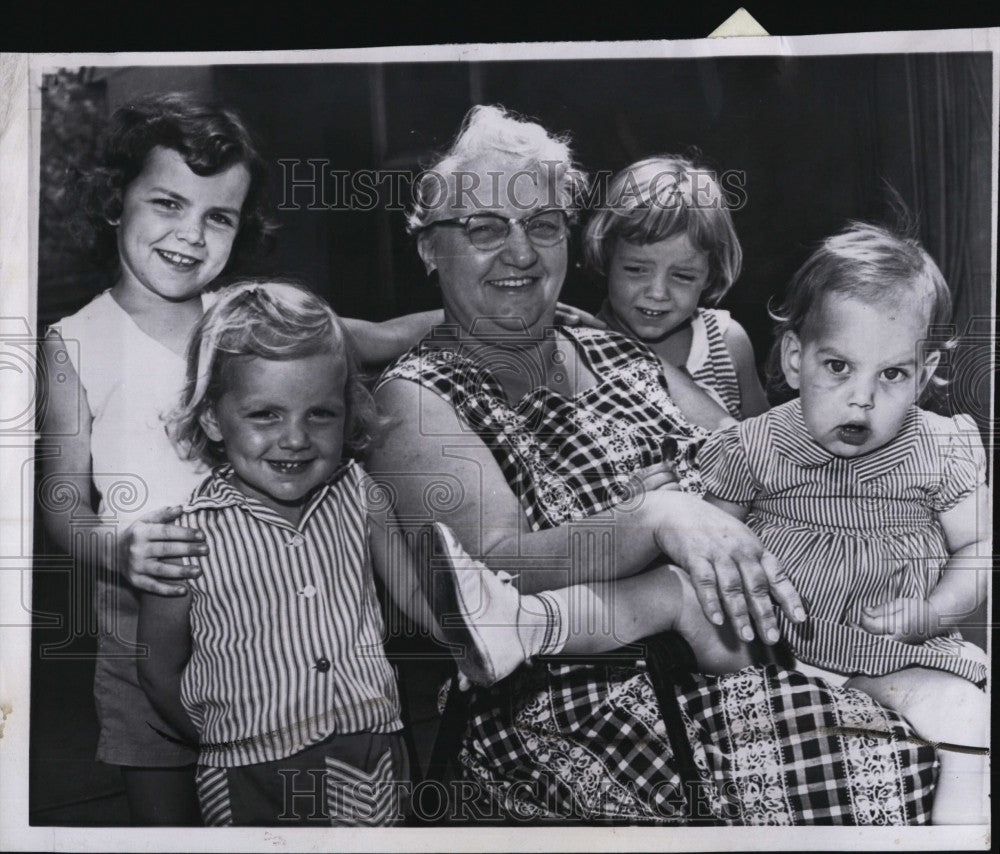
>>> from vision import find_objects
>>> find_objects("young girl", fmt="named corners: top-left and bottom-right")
top-left (584, 155), bottom-right (769, 426)
top-left (138, 281), bottom-right (432, 826)
top-left (697, 222), bottom-right (989, 824)
top-left (38, 91), bottom-right (440, 824)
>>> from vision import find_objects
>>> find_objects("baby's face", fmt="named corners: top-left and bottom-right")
top-left (782, 294), bottom-right (931, 458)
top-left (202, 352), bottom-right (347, 524)
top-left (606, 235), bottom-right (711, 343)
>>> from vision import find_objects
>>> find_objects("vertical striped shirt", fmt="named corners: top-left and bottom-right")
top-left (177, 461), bottom-right (402, 768)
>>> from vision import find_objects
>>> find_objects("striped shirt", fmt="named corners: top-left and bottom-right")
top-left (177, 461), bottom-right (402, 768)
top-left (699, 400), bottom-right (988, 684)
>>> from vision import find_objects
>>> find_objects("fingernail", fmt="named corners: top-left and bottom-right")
top-left (766, 628), bottom-right (779, 644)
top-left (172, 586), bottom-right (186, 595)
top-left (195, 532), bottom-right (206, 540)
top-left (711, 611), bottom-right (724, 626)
top-left (794, 607), bottom-right (806, 622)
top-left (740, 626), bottom-right (754, 642)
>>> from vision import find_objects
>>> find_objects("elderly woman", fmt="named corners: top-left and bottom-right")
top-left (369, 105), bottom-right (938, 824)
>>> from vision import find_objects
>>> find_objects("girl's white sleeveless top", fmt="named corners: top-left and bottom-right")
top-left (53, 290), bottom-right (210, 525)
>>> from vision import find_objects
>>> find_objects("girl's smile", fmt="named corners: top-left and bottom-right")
top-left (116, 146), bottom-right (250, 305)
top-left (606, 234), bottom-right (711, 346)
top-left (201, 352), bottom-right (348, 525)
top-left (781, 294), bottom-right (933, 458)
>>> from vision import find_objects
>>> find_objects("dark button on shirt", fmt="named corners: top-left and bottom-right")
top-left (315, 657), bottom-right (331, 673)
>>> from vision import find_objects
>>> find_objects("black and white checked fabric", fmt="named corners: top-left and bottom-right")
top-left (380, 327), bottom-right (938, 824)
top-left (380, 326), bottom-right (708, 531)
top-left (700, 400), bottom-right (988, 684)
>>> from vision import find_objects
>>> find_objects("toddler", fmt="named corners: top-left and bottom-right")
top-left (699, 223), bottom-right (989, 824)
top-left (138, 281), bottom-right (430, 826)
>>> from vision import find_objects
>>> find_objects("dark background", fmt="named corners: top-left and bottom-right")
top-left (39, 54), bottom-right (994, 429)
top-left (25, 18), bottom-right (997, 829)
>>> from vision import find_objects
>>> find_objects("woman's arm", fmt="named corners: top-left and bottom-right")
top-left (341, 311), bottom-right (443, 371)
top-left (38, 332), bottom-right (207, 595)
top-left (369, 378), bottom-right (802, 643)
top-left (722, 321), bottom-right (769, 418)
top-left (136, 591), bottom-right (198, 745)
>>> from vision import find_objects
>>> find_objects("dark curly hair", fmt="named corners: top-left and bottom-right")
top-left (74, 91), bottom-right (277, 270)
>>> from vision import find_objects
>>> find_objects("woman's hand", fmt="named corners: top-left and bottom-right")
top-left (644, 490), bottom-right (805, 644)
top-left (121, 506), bottom-right (207, 596)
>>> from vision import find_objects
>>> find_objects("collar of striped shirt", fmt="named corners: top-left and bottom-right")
top-left (183, 460), bottom-right (355, 531)
top-left (771, 399), bottom-right (921, 477)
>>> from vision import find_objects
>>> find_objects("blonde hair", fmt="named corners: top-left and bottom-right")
top-left (583, 155), bottom-right (743, 305)
top-left (406, 104), bottom-right (588, 231)
top-left (167, 280), bottom-right (385, 465)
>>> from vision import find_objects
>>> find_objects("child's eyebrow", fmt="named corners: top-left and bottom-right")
top-left (149, 187), bottom-right (242, 217)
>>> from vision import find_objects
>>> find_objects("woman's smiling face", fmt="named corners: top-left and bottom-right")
top-left (419, 163), bottom-right (568, 340)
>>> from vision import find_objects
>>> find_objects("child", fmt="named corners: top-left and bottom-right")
top-left (584, 155), bottom-right (769, 426)
top-left (698, 223), bottom-right (989, 824)
top-left (138, 281), bottom-right (430, 826)
top-left (38, 91), bottom-right (440, 824)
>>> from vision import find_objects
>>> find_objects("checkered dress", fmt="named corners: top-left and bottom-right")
top-left (380, 327), bottom-right (938, 824)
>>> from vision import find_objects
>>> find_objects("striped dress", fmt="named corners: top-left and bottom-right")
top-left (699, 399), bottom-right (988, 684)
top-left (177, 461), bottom-right (402, 768)
top-left (380, 328), bottom-right (938, 825)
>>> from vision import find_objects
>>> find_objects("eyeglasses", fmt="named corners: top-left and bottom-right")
top-left (418, 209), bottom-right (569, 251)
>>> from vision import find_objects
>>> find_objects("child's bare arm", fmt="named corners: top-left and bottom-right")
top-left (137, 590), bottom-right (199, 746)
top-left (930, 482), bottom-right (990, 628)
top-left (722, 321), bottom-right (769, 418)
top-left (366, 499), bottom-right (437, 636)
top-left (38, 332), bottom-right (207, 596)
top-left (341, 311), bottom-right (443, 370)
top-left (859, 483), bottom-right (988, 641)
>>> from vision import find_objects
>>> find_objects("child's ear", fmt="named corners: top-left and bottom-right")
top-left (780, 331), bottom-right (803, 390)
top-left (918, 349), bottom-right (942, 393)
top-left (199, 407), bottom-right (224, 443)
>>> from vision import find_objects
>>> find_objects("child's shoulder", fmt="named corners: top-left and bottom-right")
top-left (51, 290), bottom-right (116, 335)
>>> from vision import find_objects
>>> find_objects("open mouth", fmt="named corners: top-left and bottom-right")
top-left (267, 460), bottom-right (313, 475)
top-left (155, 249), bottom-right (200, 269)
top-left (636, 307), bottom-right (669, 318)
top-left (836, 424), bottom-right (871, 446)
top-left (486, 277), bottom-right (535, 289)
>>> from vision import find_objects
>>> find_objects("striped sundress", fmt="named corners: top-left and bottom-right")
top-left (699, 399), bottom-right (988, 685)
top-left (380, 327), bottom-right (938, 824)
